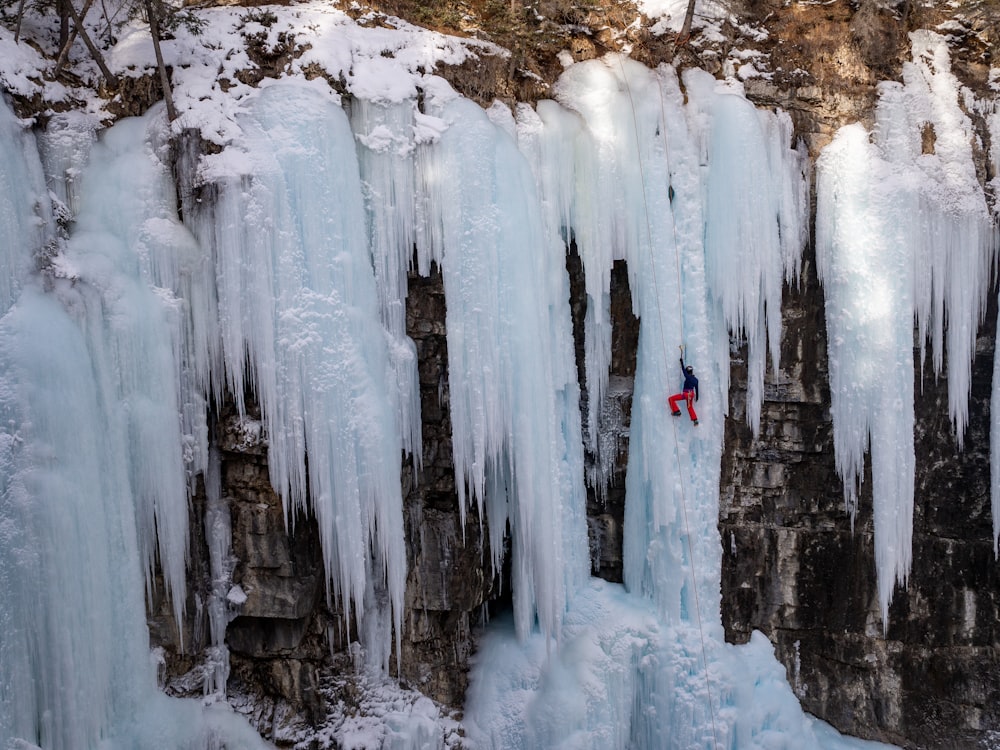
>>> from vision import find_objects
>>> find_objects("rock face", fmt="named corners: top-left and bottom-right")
top-left (719, 246), bottom-right (1000, 749)
top-left (400, 266), bottom-right (496, 706)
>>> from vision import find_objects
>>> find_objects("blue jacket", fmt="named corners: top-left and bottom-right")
top-left (680, 357), bottom-right (699, 400)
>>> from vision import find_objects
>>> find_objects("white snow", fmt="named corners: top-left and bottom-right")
top-left (466, 581), bottom-right (898, 750)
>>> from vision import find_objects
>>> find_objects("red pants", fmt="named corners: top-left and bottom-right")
top-left (669, 390), bottom-right (697, 421)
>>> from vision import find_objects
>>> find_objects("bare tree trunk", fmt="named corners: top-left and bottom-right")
top-left (59, 0), bottom-right (71, 52)
top-left (14, 0), bottom-right (28, 42)
top-left (144, 0), bottom-right (178, 122)
top-left (677, 0), bottom-right (696, 45)
top-left (55, 0), bottom-right (95, 74)
top-left (64, 0), bottom-right (119, 88)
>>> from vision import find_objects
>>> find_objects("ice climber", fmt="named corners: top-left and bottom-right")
top-left (669, 345), bottom-right (699, 425)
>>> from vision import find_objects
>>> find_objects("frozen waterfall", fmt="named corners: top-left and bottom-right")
top-left (0, 96), bottom-right (271, 749)
top-left (817, 31), bottom-right (998, 624)
top-left (4, 7), bottom-right (983, 741)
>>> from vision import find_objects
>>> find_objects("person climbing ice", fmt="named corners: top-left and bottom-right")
top-left (669, 345), bottom-right (699, 425)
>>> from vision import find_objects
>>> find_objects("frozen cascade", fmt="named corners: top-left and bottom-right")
top-left (350, 98), bottom-right (422, 463)
top-left (816, 31), bottom-right (996, 623)
top-left (0, 13), bottom-right (936, 743)
top-left (415, 79), bottom-right (591, 639)
top-left (540, 57), bottom-right (806, 502)
top-left (38, 109), bottom-right (196, 628)
top-left (186, 82), bottom-right (408, 665)
top-left (0, 97), bottom-right (269, 749)
top-left (540, 56), bottom-right (808, 627)
top-left (465, 57), bottom-right (884, 750)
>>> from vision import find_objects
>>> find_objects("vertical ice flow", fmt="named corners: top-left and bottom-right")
top-left (0, 99), bottom-right (270, 750)
top-left (39, 109), bottom-right (193, 631)
top-left (816, 123), bottom-right (917, 627)
top-left (546, 57), bottom-right (805, 624)
top-left (350, 99), bottom-right (423, 465)
top-left (415, 81), bottom-right (589, 639)
top-left (0, 289), bottom-right (149, 749)
top-left (467, 55), bottom-right (819, 749)
top-left (816, 32), bottom-right (995, 623)
top-left (189, 83), bottom-right (406, 664)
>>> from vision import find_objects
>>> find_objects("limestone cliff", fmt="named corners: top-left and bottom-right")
top-left (8, 0), bottom-right (998, 746)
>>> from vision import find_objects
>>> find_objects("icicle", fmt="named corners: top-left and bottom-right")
top-left (188, 83), bottom-right (407, 665)
top-left (816, 32), bottom-right (995, 623)
top-left (415, 81), bottom-right (588, 640)
top-left (350, 98), bottom-right (423, 465)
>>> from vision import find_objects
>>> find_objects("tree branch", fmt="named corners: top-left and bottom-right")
top-left (677, 0), bottom-right (696, 47)
top-left (144, 0), bottom-right (178, 122)
top-left (54, 0), bottom-right (96, 74)
top-left (14, 0), bottom-right (28, 43)
top-left (64, 0), bottom-right (119, 88)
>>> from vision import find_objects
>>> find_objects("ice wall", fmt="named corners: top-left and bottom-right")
top-left (467, 55), bottom-right (820, 750)
top-left (0, 96), bottom-right (269, 750)
top-left (816, 32), bottom-right (996, 622)
top-left (541, 56), bottom-right (807, 627)
top-left (40, 110), bottom-right (195, 628)
top-left (186, 83), bottom-right (408, 664)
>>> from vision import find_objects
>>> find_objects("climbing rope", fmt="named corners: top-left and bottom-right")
top-left (615, 53), bottom-right (721, 750)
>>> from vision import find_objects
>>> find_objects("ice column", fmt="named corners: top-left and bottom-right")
top-left (0, 99), bottom-right (269, 750)
top-left (190, 83), bottom-right (406, 662)
top-left (38, 108), bottom-right (193, 629)
top-left (817, 32), bottom-right (995, 622)
top-left (416, 79), bottom-right (589, 639)
top-left (0, 94), bottom-right (139, 750)
top-left (684, 68), bottom-right (809, 436)
top-left (350, 98), bottom-right (422, 463)
top-left (0, 289), bottom-right (153, 749)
